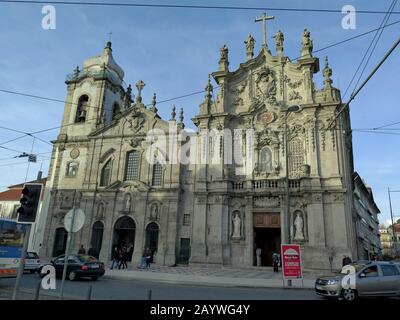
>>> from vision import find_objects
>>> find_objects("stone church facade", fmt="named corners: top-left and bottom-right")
top-left (41, 26), bottom-right (358, 271)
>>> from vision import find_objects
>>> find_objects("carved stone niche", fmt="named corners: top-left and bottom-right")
top-left (60, 192), bottom-right (74, 209)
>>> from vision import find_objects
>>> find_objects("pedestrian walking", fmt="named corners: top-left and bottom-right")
top-left (110, 246), bottom-right (120, 270)
top-left (145, 249), bottom-right (151, 269)
top-left (272, 252), bottom-right (279, 272)
top-left (342, 255), bottom-right (352, 267)
top-left (119, 246), bottom-right (128, 270)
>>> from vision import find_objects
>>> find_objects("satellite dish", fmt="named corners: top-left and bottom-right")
top-left (64, 208), bottom-right (85, 233)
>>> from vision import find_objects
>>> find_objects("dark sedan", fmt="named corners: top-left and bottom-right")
top-left (40, 254), bottom-right (105, 281)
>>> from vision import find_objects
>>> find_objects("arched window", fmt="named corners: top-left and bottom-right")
top-left (259, 147), bottom-right (272, 172)
top-left (66, 161), bottom-right (78, 177)
top-left (100, 159), bottom-right (112, 187)
top-left (75, 95), bottom-right (89, 123)
top-left (125, 151), bottom-right (140, 181)
top-left (152, 161), bottom-right (163, 186)
top-left (112, 103), bottom-right (121, 120)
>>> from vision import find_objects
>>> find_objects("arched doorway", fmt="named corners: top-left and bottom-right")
top-left (52, 227), bottom-right (67, 257)
top-left (112, 216), bottom-right (135, 261)
top-left (90, 221), bottom-right (104, 258)
top-left (145, 222), bottom-right (159, 263)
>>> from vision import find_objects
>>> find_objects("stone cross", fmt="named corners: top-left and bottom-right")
top-left (255, 12), bottom-right (275, 48)
top-left (135, 80), bottom-right (145, 102)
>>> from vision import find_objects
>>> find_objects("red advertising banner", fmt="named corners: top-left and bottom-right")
top-left (281, 244), bottom-right (303, 279)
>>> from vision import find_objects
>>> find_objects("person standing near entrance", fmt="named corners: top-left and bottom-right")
top-left (272, 252), bottom-right (279, 272)
top-left (256, 248), bottom-right (262, 267)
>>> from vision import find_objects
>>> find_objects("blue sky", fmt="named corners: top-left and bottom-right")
top-left (0, 0), bottom-right (399, 226)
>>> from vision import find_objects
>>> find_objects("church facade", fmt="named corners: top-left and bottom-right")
top-left (41, 23), bottom-right (359, 271)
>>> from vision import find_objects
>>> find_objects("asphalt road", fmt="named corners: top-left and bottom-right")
top-left (0, 273), bottom-right (321, 300)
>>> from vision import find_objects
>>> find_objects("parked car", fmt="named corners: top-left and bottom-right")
top-left (24, 252), bottom-right (41, 274)
top-left (315, 261), bottom-right (400, 300)
top-left (39, 254), bottom-right (105, 281)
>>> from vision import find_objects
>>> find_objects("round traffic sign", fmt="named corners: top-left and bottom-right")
top-left (64, 208), bottom-right (85, 233)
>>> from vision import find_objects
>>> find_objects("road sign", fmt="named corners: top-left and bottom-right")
top-left (64, 208), bottom-right (85, 233)
top-left (281, 244), bottom-right (303, 279)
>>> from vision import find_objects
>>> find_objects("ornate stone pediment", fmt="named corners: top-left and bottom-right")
top-left (120, 180), bottom-right (149, 193)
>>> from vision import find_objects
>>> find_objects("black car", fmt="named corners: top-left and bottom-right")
top-left (40, 254), bottom-right (105, 281)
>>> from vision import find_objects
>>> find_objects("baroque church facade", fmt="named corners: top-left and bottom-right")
top-left (41, 22), bottom-right (358, 271)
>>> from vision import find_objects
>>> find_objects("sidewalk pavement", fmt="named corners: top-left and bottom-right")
top-left (104, 265), bottom-right (318, 289)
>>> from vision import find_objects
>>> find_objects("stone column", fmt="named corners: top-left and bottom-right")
top-left (163, 201), bottom-right (179, 266)
top-left (245, 196), bottom-right (254, 266)
top-left (189, 196), bottom-right (207, 264)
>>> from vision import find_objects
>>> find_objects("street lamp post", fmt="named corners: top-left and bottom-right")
top-left (284, 105), bottom-right (300, 244)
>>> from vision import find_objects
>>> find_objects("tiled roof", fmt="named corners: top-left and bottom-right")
top-left (0, 177), bottom-right (47, 201)
top-left (8, 177), bottom-right (47, 189)
top-left (0, 189), bottom-right (23, 201)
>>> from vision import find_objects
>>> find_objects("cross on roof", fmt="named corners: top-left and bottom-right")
top-left (255, 12), bottom-right (275, 48)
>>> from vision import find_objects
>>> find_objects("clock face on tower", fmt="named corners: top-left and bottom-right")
top-left (257, 111), bottom-right (276, 125)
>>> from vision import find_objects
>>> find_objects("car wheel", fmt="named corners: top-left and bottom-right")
top-left (91, 276), bottom-right (98, 281)
top-left (341, 288), bottom-right (357, 301)
top-left (68, 271), bottom-right (77, 281)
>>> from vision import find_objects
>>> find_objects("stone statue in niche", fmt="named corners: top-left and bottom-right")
top-left (125, 195), bottom-right (131, 211)
top-left (293, 211), bottom-right (305, 241)
top-left (150, 204), bottom-right (159, 220)
top-left (232, 212), bottom-right (242, 239)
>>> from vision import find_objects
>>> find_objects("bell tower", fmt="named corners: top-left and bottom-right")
top-left (58, 42), bottom-right (128, 141)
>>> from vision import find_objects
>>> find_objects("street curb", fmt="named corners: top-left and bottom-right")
top-left (103, 271), bottom-right (315, 290)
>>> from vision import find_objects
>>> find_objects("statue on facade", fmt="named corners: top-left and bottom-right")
top-left (125, 195), bottom-right (131, 211)
top-left (219, 44), bottom-right (229, 71)
top-left (150, 204), bottom-right (158, 220)
top-left (273, 30), bottom-right (284, 55)
top-left (244, 34), bottom-right (255, 60)
top-left (301, 28), bottom-right (313, 58)
top-left (232, 212), bottom-right (242, 239)
top-left (294, 211), bottom-right (305, 240)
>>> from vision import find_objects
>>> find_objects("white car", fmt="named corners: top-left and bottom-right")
top-left (24, 252), bottom-right (41, 274)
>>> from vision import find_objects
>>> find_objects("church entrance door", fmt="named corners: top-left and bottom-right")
top-left (253, 213), bottom-right (281, 267)
top-left (112, 217), bottom-right (136, 262)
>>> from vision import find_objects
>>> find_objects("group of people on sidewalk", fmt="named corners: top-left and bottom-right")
top-left (110, 245), bottom-right (133, 270)
top-left (110, 246), bottom-right (154, 270)
top-left (139, 248), bottom-right (153, 269)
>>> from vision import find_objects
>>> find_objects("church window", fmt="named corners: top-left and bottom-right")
top-left (66, 161), bottom-right (78, 177)
top-left (100, 159), bottom-right (112, 187)
top-left (75, 95), bottom-right (89, 123)
top-left (288, 138), bottom-right (304, 176)
top-left (183, 214), bottom-right (191, 226)
top-left (112, 103), bottom-right (121, 120)
top-left (125, 151), bottom-right (140, 181)
top-left (152, 161), bottom-right (163, 186)
top-left (258, 147), bottom-right (272, 172)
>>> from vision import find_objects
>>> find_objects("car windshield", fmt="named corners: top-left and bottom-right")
top-left (340, 263), bottom-right (366, 274)
top-left (26, 252), bottom-right (39, 259)
top-left (77, 255), bottom-right (98, 263)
